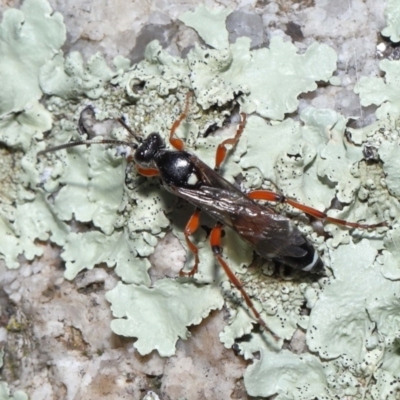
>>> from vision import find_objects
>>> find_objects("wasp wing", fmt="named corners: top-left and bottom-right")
top-left (170, 184), bottom-right (308, 259)
top-left (162, 155), bottom-right (320, 270)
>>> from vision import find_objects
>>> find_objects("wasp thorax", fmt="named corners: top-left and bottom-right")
top-left (134, 133), bottom-right (165, 167)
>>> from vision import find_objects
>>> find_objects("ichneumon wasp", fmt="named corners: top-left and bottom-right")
top-left (38, 92), bottom-right (386, 339)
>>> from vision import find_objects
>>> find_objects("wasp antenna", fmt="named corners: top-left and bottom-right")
top-left (117, 117), bottom-right (143, 143)
top-left (37, 139), bottom-right (136, 157)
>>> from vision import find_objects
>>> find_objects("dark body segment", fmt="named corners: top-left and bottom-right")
top-left (156, 152), bottom-right (322, 272)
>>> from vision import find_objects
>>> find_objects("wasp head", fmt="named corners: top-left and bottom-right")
top-left (134, 133), bottom-right (165, 167)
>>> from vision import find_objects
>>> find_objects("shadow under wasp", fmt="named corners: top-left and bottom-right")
top-left (38, 92), bottom-right (386, 339)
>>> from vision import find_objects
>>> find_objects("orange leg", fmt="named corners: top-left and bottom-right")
top-left (210, 222), bottom-right (279, 340)
top-left (179, 208), bottom-right (201, 277)
top-left (169, 92), bottom-right (193, 151)
top-left (248, 190), bottom-right (387, 229)
top-left (136, 165), bottom-right (159, 177)
top-left (215, 113), bottom-right (247, 171)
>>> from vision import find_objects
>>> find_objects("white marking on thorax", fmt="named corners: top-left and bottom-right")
top-left (187, 173), bottom-right (199, 186)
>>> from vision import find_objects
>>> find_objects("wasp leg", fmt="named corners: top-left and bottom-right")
top-left (215, 113), bottom-right (247, 171)
top-left (136, 166), bottom-right (159, 177)
top-left (210, 222), bottom-right (279, 340)
top-left (179, 208), bottom-right (201, 277)
top-left (248, 190), bottom-right (387, 229)
top-left (169, 92), bottom-right (193, 151)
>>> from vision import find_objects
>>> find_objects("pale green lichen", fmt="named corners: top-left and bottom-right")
top-left (14, 194), bottom-right (69, 260)
top-left (355, 59), bottom-right (400, 119)
top-left (379, 225), bottom-right (400, 280)
top-left (308, 240), bottom-right (382, 361)
top-left (378, 141), bottom-right (400, 198)
top-left (106, 279), bottom-right (224, 357)
top-left (2, 1), bottom-right (400, 399)
top-left (179, 5), bottom-right (232, 50)
top-left (0, 0), bottom-right (66, 269)
top-left (302, 240), bottom-right (400, 398)
top-left (244, 350), bottom-right (329, 399)
top-left (371, 338), bottom-right (400, 398)
top-left (0, 102), bottom-right (52, 152)
top-left (187, 36), bottom-right (337, 120)
top-left (239, 113), bottom-right (335, 210)
top-left (61, 230), bottom-right (152, 284)
top-left (382, 0), bottom-right (400, 42)
top-left (0, 383), bottom-right (28, 400)
top-left (40, 52), bottom-right (116, 100)
top-left (50, 145), bottom-right (126, 234)
top-left (0, 0), bottom-right (65, 117)
top-left (220, 262), bottom-right (321, 346)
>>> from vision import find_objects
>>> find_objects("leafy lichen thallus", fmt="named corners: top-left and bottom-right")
top-left (38, 93), bottom-right (387, 339)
